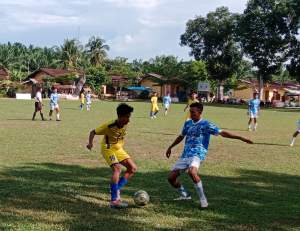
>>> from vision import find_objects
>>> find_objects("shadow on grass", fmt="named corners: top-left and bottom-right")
top-left (0, 163), bottom-right (299, 230)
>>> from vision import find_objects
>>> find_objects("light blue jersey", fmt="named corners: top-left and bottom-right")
top-left (181, 119), bottom-right (220, 160)
top-left (50, 93), bottom-right (59, 106)
top-left (249, 99), bottom-right (260, 113)
top-left (86, 93), bottom-right (91, 103)
top-left (163, 95), bottom-right (171, 105)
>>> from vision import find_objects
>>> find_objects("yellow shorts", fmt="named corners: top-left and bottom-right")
top-left (101, 146), bottom-right (130, 166)
top-left (151, 104), bottom-right (159, 112)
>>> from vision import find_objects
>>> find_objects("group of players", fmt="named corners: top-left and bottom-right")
top-left (32, 87), bottom-right (92, 121)
top-left (32, 86), bottom-right (298, 209)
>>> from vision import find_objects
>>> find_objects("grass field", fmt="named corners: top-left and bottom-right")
top-left (0, 99), bottom-right (300, 231)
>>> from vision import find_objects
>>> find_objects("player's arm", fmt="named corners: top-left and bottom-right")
top-left (219, 130), bottom-right (253, 144)
top-left (183, 104), bottom-right (189, 112)
top-left (86, 130), bottom-right (96, 150)
top-left (166, 135), bottom-right (185, 158)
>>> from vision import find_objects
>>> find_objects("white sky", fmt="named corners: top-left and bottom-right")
top-left (0, 0), bottom-right (248, 60)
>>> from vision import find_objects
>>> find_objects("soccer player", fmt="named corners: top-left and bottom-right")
top-left (49, 87), bottom-right (61, 121)
top-left (290, 119), bottom-right (300, 147)
top-left (32, 87), bottom-right (46, 121)
top-left (79, 90), bottom-right (85, 111)
top-left (166, 102), bottom-right (253, 208)
top-left (86, 103), bottom-right (137, 209)
top-left (163, 92), bottom-right (172, 116)
top-left (150, 92), bottom-right (159, 119)
top-left (184, 92), bottom-right (199, 120)
top-left (86, 91), bottom-right (92, 111)
top-left (248, 92), bottom-right (260, 131)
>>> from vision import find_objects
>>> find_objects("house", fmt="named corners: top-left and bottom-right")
top-left (139, 73), bottom-right (185, 99)
top-left (232, 79), bottom-right (300, 103)
top-left (25, 68), bottom-right (85, 97)
top-left (0, 68), bottom-right (9, 80)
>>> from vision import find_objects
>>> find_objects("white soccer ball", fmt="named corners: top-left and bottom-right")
top-left (133, 190), bottom-right (150, 206)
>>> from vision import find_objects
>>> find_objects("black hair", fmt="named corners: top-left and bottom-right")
top-left (117, 103), bottom-right (134, 116)
top-left (189, 102), bottom-right (203, 112)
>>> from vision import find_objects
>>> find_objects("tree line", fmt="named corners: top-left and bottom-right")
top-left (0, 0), bottom-right (299, 98)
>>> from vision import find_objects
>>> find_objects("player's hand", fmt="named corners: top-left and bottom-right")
top-left (86, 143), bottom-right (93, 150)
top-left (166, 147), bottom-right (172, 158)
top-left (242, 137), bottom-right (253, 144)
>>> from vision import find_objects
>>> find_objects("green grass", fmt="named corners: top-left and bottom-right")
top-left (0, 99), bottom-right (300, 231)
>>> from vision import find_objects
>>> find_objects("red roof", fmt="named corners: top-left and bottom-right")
top-left (28, 68), bottom-right (84, 79)
top-left (111, 75), bottom-right (128, 82)
top-left (0, 68), bottom-right (9, 77)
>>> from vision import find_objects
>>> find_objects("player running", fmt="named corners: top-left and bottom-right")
top-left (87, 103), bottom-right (137, 209)
top-left (184, 92), bottom-right (199, 120)
top-left (79, 90), bottom-right (85, 111)
top-left (49, 87), bottom-right (61, 121)
top-left (32, 87), bottom-right (46, 121)
top-left (166, 102), bottom-right (253, 208)
top-left (163, 93), bottom-right (172, 116)
top-left (290, 119), bottom-right (300, 147)
top-left (150, 92), bottom-right (159, 119)
top-left (248, 92), bottom-right (260, 131)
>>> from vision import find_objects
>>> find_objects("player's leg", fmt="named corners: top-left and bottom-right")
top-left (248, 117), bottom-right (253, 131)
top-left (187, 157), bottom-right (208, 208)
top-left (168, 169), bottom-right (191, 200)
top-left (290, 131), bottom-right (299, 147)
top-left (39, 104), bottom-right (45, 120)
top-left (55, 106), bottom-right (60, 121)
top-left (119, 158), bottom-right (137, 190)
top-left (253, 117), bottom-right (258, 131)
top-left (32, 103), bottom-right (38, 120)
top-left (49, 110), bottom-right (53, 120)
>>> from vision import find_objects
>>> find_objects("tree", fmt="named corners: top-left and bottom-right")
top-left (60, 39), bottom-right (83, 69)
top-left (237, 0), bottom-right (298, 99)
top-left (85, 66), bottom-right (109, 93)
top-left (180, 7), bottom-right (243, 100)
top-left (85, 36), bottom-right (110, 67)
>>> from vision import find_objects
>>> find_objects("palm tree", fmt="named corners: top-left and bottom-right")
top-left (60, 39), bottom-right (83, 70)
top-left (85, 36), bottom-right (110, 67)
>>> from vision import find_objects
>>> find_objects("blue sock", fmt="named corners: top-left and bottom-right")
top-left (118, 177), bottom-right (128, 190)
top-left (110, 183), bottom-right (118, 201)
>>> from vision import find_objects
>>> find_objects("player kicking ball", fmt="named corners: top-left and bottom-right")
top-left (290, 119), bottom-right (300, 147)
top-left (166, 102), bottom-right (253, 208)
top-left (86, 103), bottom-right (137, 209)
top-left (248, 92), bottom-right (260, 131)
top-left (49, 87), bottom-right (61, 121)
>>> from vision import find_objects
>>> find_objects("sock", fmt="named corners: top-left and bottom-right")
top-left (291, 138), bottom-right (296, 146)
top-left (118, 177), bottom-right (128, 190)
top-left (177, 185), bottom-right (189, 197)
top-left (194, 181), bottom-right (206, 201)
top-left (248, 124), bottom-right (252, 130)
top-left (110, 183), bottom-right (118, 201)
top-left (154, 111), bottom-right (159, 116)
top-left (254, 123), bottom-right (258, 130)
top-left (56, 113), bottom-right (60, 120)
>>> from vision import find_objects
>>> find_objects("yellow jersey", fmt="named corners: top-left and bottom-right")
top-left (151, 96), bottom-right (158, 105)
top-left (188, 98), bottom-right (199, 106)
top-left (80, 93), bottom-right (85, 104)
top-left (95, 120), bottom-right (127, 150)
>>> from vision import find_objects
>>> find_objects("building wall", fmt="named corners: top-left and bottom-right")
top-left (140, 79), bottom-right (162, 97)
top-left (233, 86), bottom-right (254, 100)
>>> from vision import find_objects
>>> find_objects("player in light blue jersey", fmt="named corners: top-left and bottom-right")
top-left (166, 102), bottom-right (253, 208)
top-left (49, 87), bottom-right (61, 121)
top-left (163, 92), bottom-right (172, 116)
top-left (248, 92), bottom-right (260, 131)
top-left (86, 91), bottom-right (92, 111)
top-left (290, 119), bottom-right (300, 147)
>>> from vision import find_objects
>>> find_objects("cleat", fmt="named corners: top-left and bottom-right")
top-left (110, 200), bottom-right (128, 209)
top-left (173, 195), bottom-right (192, 201)
top-left (200, 198), bottom-right (208, 208)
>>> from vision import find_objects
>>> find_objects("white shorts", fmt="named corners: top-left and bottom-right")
top-left (172, 156), bottom-right (202, 171)
top-left (250, 112), bottom-right (258, 118)
top-left (86, 101), bottom-right (91, 105)
top-left (50, 104), bottom-right (59, 110)
top-left (164, 104), bottom-right (170, 109)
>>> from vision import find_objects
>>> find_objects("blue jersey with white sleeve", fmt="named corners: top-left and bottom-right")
top-left (181, 119), bottom-right (221, 160)
top-left (50, 93), bottom-right (59, 105)
top-left (249, 99), bottom-right (260, 113)
top-left (163, 96), bottom-right (171, 105)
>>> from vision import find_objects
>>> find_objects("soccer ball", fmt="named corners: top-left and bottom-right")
top-left (133, 190), bottom-right (150, 206)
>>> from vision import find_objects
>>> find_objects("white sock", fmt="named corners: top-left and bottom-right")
top-left (194, 181), bottom-right (206, 201)
top-left (56, 113), bottom-right (60, 120)
top-left (254, 123), bottom-right (258, 130)
top-left (248, 124), bottom-right (252, 130)
top-left (178, 185), bottom-right (188, 197)
top-left (291, 138), bottom-right (296, 146)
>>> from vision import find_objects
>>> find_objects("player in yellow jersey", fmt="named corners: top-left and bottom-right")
top-left (79, 90), bottom-right (85, 111)
top-left (184, 92), bottom-right (199, 120)
top-left (150, 92), bottom-right (159, 119)
top-left (86, 103), bottom-right (137, 209)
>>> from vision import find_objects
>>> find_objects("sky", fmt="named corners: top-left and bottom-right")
top-left (0, 0), bottom-right (248, 61)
